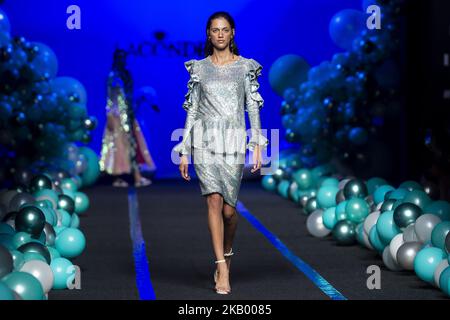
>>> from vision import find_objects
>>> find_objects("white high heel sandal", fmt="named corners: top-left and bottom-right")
top-left (214, 248), bottom-right (234, 283)
top-left (214, 259), bottom-right (231, 295)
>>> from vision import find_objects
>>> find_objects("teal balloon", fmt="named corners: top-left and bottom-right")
top-left (343, 179), bottom-right (368, 199)
top-left (323, 207), bottom-right (337, 230)
top-left (414, 247), bottom-right (446, 284)
top-left (269, 54), bottom-right (310, 96)
top-left (53, 226), bottom-right (67, 235)
top-left (50, 257), bottom-right (76, 289)
top-left (376, 210), bottom-right (401, 244)
top-left (336, 200), bottom-right (348, 222)
top-left (380, 199), bottom-right (396, 212)
top-left (424, 201), bottom-right (450, 221)
top-left (304, 197), bottom-right (318, 215)
top-left (356, 223), bottom-right (366, 246)
top-left (10, 250), bottom-right (24, 270)
top-left (439, 266), bottom-right (450, 296)
top-left (367, 177), bottom-right (388, 195)
top-left (345, 198), bottom-right (370, 224)
top-left (78, 147), bottom-right (100, 187)
top-left (369, 225), bottom-right (386, 253)
top-left (12, 232), bottom-right (33, 249)
top-left (388, 188), bottom-right (409, 201)
top-left (332, 220), bottom-right (356, 245)
top-left (30, 42), bottom-right (58, 79)
top-left (399, 181), bottom-right (423, 192)
top-left (293, 169), bottom-right (312, 190)
top-left (55, 228), bottom-right (86, 258)
top-left (431, 222), bottom-right (450, 251)
top-left (58, 209), bottom-right (72, 228)
top-left (311, 165), bottom-right (334, 184)
top-left (317, 185), bottom-right (339, 209)
top-left (277, 180), bottom-right (290, 199)
top-left (0, 234), bottom-right (14, 251)
top-left (47, 246), bottom-right (61, 261)
top-left (393, 203), bottom-right (422, 229)
top-left (61, 178), bottom-right (78, 192)
top-left (2, 271), bottom-right (44, 300)
top-left (374, 185), bottom-right (395, 205)
top-left (50, 76), bottom-right (87, 104)
top-left (70, 213), bottom-right (80, 228)
top-left (262, 175), bottom-right (277, 192)
top-left (39, 207), bottom-right (56, 226)
top-left (391, 199), bottom-right (404, 212)
top-left (18, 242), bottom-right (51, 264)
top-left (23, 252), bottom-right (47, 263)
top-left (0, 282), bottom-right (15, 300)
top-left (0, 223), bottom-right (15, 236)
top-left (61, 188), bottom-right (75, 201)
top-left (320, 178), bottom-right (339, 188)
top-left (403, 190), bottom-right (431, 210)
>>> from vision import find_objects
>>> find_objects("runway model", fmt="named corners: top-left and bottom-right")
top-left (100, 49), bottom-right (156, 187)
top-left (173, 11), bottom-right (269, 294)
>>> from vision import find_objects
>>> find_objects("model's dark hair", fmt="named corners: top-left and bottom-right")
top-left (204, 11), bottom-right (240, 57)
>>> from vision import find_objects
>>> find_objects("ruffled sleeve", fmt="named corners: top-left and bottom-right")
top-left (172, 59), bottom-right (201, 156)
top-left (244, 58), bottom-right (269, 152)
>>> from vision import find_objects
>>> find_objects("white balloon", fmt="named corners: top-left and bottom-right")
top-left (361, 226), bottom-right (374, 250)
top-left (403, 224), bottom-right (419, 242)
top-left (383, 245), bottom-right (402, 271)
top-left (376, 202), bottom-right (383, 211)
top-left (434, 259), bottom-right (449, 288)
top-left (389, 233), bottom-right (405, 264)
top-left (20, 260), bottom-right (54, 294)
top-left (306, 209), bottom-right (331, 238)
top-left (364, 211), bottom-right (380, 236)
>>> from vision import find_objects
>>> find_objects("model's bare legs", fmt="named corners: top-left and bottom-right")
top-left (223, 203), bottom-right (238, 272)
top-left (207, 193), bottom-right (230, 292)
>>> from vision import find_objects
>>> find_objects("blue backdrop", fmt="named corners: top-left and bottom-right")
top-left (1, 0), bottom-right (361, 178)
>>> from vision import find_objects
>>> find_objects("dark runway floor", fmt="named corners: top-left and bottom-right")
top-left (49, 178), bottom-right (449, 300)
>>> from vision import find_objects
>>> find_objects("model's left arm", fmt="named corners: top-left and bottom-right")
top-left (244, 59), bottom-right (269, 151)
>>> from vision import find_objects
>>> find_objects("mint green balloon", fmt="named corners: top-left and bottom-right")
top-left (33, 189), bottom-right (58, 209)
top-left (323, 207), bottom-right (337, 230)
top-left (403, 190), bottom-right (431, 210)
top-left (345, 198), bottom-right (370, 224)
top-left (61, 178), bottom-right (78, 192)
top-left (293, 169), bottom-right (312, 190)
top-left (74, 192), bottom-right (89, 214)
top-left (367, 177), bottom-right (388, 195)
top-left (55, 228), bottom-right (86, 258)
top-left (399, 180), bottom-right (423, 192)
top-left (376, 210), bottom-right (401, 244)
top-left (0, 223), bottom-right (15, 235)
top-left (50, 257), bottom-right (76, 289)
top-left (70, 213), bottom-right (80, 228)
top-left (374, 185), bottom-right (395, 204)
top-left (388, 188), bottom-right (409, 201)
top-left (414, 247), bottom-right (446, 283)
top-left (431, 222), bottom-right (450, 251)
top-left (2, 271), bottom-right (44, 300)
top-left (0, 282), bottom-right (15, 300)
top-left (262, 175), bottom-right (277, 192)
top-left (336, 200), bottom-right (348, 222)
top-left (47, 246), bottom-right (61, 261)
top-left (424, 201), bottom-right (450, 221)
top-left (369, 225), bottom-right (386, 253)
top-left (12, 232), bottom-right (33, 249)
top-left (317, 185), bottom-right (339, 209)
top-left (277, 180), bottom-right (290, 199)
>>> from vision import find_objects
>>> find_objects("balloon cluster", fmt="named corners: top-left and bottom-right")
top-left (262, 164), bottom-right (450, 297)
top-left (0, 172), bottom-right (90, 300)
top-left (0, 8), bottom-right (98, 186)
top-left (269, 0), bottom-right (403, 170)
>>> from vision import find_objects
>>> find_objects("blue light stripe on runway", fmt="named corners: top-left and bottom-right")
top-left (128, 186), bottom-right (156, 300)
top-left (237, 201), bottom-right (347, 300)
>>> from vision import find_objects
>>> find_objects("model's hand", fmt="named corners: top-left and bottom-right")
top-left (251, 145), bottom-right (262, 173)
top-left (179, 155), bottom-right (191, 181)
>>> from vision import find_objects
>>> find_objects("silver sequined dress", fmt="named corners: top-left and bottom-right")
top-left (173, 55), bottom-right (269, 207)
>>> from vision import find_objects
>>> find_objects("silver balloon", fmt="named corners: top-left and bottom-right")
top-left (414, 214), bottom-right (441, 244)
top-left (0, 245), bottom-right (13, 278)
top-left (360, 225), bottom-right (374, 250)
top-left (365, 195), bottom-right (375, 208)
top-left (0, 190), bottom-right (18, 207)
top-left (396, 241), bottom-right (422, 270)
top-left (306, 209), bottom-right (330, 238)
top-left (335, 189), bottom-right (345, 204)
top-left (403, 224), bottom-right (419, 242)
top-left (8, 192), bottom-right (36, 212)
top-left (338, 178), bottom-right (352, 190)
top-left (383, 245), bottom-right (402, 271)
top-left (363, 211), bottom-right (380, 236)
top-left (43, 223), bottom-right (56, 246)
top-left (389, 233), bottom-right (405, 264)
top-left (434, 259), bottom-right (449, 288)
top-left (299, 195), bottom-right (309, 208)
top-left (19, 260), bottom-right (54, 294)
top-left (376, 202), bottom-right (383, 211)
